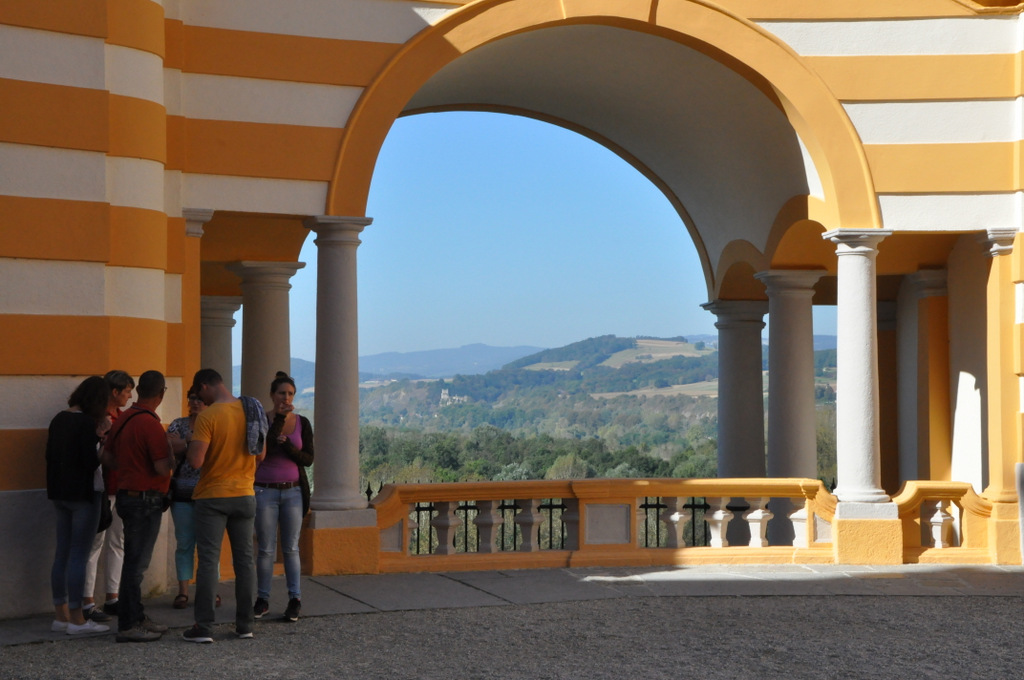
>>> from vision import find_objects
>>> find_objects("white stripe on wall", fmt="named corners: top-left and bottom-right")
top-left (180, 0), bottom-right (445, 44)
top-left (0, 143), bottom-right (106, 202)
top-left (106, 157), bottom-right (165, 212)
top-left (844, 100), bottom-right (1022, 145)
top-left (0, 376), bottom-right (185, 429)
top-left (105, 44), bottom-right (165, 105)
top-left (0, 25), bottom-right (105, 90)
top-left (878, 193), bottom-right (1020, 232)
top-left (0, 376), bottom-right (93, 429)
top-left (105, 266), bottom-right (170, 321)
top-left (182, 74), bottom-right (361, 128)
top-left (757, 17), bottom-right (1020, 56)
top-left (0, 259), bottom-right (106, 316)
top-left (181, 173), bottom-right (328, 215)
top-left (164, 273), bottom-right (182, 324)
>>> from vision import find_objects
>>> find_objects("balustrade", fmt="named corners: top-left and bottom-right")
top-left (371, 478), bottom-right (839, 571)
top-left (891, 481), bottom-right (993, 562)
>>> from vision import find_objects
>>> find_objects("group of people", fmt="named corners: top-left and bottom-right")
top-left (46, 368), bottom-right (314, 643)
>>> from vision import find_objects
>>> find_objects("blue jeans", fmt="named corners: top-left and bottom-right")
top-left (194, 496), bottom-right (256, 635)
top-left (115, 492), bottom-right (165, 631)
top-left (50, 493), bottom-right (102, 609)
top-left (255, 485), bottom-right (303, 600)
top-left (170, 501), bottom-right (196, 581)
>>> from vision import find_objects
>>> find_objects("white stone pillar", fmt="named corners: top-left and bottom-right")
top-left (200, 296), bottom-right (242, 393)
top-left (895, 270), bottom-right (947, 484)
top-left (227, 261), bottom-right (305, 405)
top-left (824, 229), bottom-right (892, 505)
top-left (701, 300), bottom-right (768, 477)
top-left (755, 270), bottom-right (823, 545)
top-left (755, 270), bottom-right (823, 480)
top-left (304, 216), bottom-right (372, 512)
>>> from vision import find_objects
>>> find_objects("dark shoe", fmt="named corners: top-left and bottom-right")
top-left (253, 597), bottom-right (269, 619)
top-left (173, 593), bottom-right (188, 609)
top-left (182, 625), bottom-right (213, 643)
top-left (101, 600), bottom-right (119, 616)
top-left (84, 607), bottom-right (112, 623)
top-left (284, 598), bottom-right (301, 622)
top-left (116, 625), bottom-right (161, 643)
top-left (141, 616), bottom-right (168, 634)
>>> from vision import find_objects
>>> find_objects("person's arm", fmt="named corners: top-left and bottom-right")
top-left (283, 415), bottom-right (314, 467)
top-left (187, 438), bottom-right (209, 469)
top-left (98, 443), bottom-right (117, 469)
top-left (154, 455), bottom-right (173, 476)
top-left (150, 422), bottom-right (174, 476)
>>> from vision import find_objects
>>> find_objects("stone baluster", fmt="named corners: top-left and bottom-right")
top-left (431, 502), bottom-right (462, 555)
top-left (706, 497), bottom-right (734, 548)
top-left (515, 499), bottom-right (544, 551)
top-left (743, 497), bottom-right (773, 548)
top-left (661, 497), bottom-right (692, 548)
top-left (790, 503), bottom-right (810, 548)
top-left (925, 500), bottom-right (954, 548)
top-left (473, 500), bottom-right (504, 553)
top-left (561, 499), bottom-right (580, 551)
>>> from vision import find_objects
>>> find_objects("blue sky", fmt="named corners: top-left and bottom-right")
top-left (234, 112), bottom-right (835, 361)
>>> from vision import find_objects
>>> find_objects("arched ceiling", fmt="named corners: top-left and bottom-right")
top-left (402, 24), bottom-right (816, 291)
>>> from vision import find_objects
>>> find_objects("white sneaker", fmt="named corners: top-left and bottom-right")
top-left (51, 620), bottom-right (68, 632)
top-left (67, 619), bottom-right (109, 635)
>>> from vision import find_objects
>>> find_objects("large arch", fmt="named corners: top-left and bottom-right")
top-left (329, 0), bottom-right (880, 296)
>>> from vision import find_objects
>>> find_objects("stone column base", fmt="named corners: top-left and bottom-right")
top-left (300, 509), bottom-right (380, 575)
top-left (832, 502), bottom-right (902, 565)
top-left (987, 500), bottom-right (1022, 565)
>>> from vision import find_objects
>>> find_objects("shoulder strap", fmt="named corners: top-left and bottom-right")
top-left (107, 408), bottom-right (160, 447)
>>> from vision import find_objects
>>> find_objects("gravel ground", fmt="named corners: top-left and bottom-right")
top-left (4, 595), bottom-right (1023, 680)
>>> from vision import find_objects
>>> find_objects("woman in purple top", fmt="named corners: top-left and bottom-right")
top-left (253, 371), bottom-right (313, 623)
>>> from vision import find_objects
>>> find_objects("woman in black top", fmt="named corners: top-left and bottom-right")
top-left (47, 376), bottom-right (112, 635)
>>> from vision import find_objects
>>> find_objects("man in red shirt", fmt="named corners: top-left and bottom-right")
top-left (104, 370), bottom-right (172, 643)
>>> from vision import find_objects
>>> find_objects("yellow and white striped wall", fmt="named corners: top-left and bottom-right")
top-left (3, 0), bottom-right (1024, 617)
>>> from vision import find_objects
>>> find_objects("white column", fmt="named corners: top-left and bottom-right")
top-left (755, 270), bottom-right (823, 545)
top-left (701, 300), bottom-right (768, 477)
top-left (200, 296), bottom-right (242, 392)
top-left (895, 270), bottom-right (947, 484)
top-left (227, 261), bottom-right (304, 404)
top-left (305, 216), bottom-right (372, 512)
top-left (755, 270), bottom-right (823, 480)
top-left (824, 229), bottom-right (893, 505)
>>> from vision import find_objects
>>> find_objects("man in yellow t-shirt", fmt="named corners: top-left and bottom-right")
top-left (182, 368), bottom-right (266, 643)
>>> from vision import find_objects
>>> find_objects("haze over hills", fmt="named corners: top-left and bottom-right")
top-left (231, 333), bottom-right (837, 391)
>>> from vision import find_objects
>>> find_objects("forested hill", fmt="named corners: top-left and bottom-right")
top-left (356, 335), bottom-right (837, 486)
top-left (359, 336), bottom-right (721, 434)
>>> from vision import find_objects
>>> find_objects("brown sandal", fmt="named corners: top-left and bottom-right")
top-left (173, 594), bottom-right (189, 609)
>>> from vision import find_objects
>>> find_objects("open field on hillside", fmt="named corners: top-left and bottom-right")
top-left (600, 338), bottom-right (711, 368)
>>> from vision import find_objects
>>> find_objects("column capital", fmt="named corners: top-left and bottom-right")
top-left (200, 295), bottom-right (242, 327)
top-left (823, 228), bottom-right (892, 254)
top-left (754, 269), bottom-right (825, 295)
top-left (304, 215), bottom-right (373, 245)
top-left (227, 261), bottom-right (306, 291)
top-left (981, 227), bottom-right (1016, 257)
top-left (905, 269), bottom-right (947, 298)
top-left (701, 299), bottom-right (768, 328)
top-left (182, 208), bottom-right (215, 238)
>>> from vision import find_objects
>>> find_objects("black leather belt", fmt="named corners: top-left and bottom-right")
top-left (118, 489), bottom-right (165, 499)
top-left (255, 481), bottom-right (298, 490)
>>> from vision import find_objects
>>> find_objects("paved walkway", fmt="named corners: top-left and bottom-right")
top-left (4, 564), bottom-right (1024, 678)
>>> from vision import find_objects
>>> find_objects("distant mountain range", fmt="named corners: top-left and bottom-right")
top-left (232, 334), bottom-right (838, 389)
